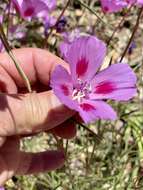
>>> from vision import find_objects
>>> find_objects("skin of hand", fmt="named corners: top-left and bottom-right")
top-left (0, 48), bottom-right (76, 185)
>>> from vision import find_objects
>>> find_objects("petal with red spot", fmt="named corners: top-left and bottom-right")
top-left (76, 57), bottom-right (88, 77)
top-left (24, 7), bottom-right (34, 17)
top-left (90, 63), bottom-right (136, 101)
top-left (51, 65), bottom-right (79, 111)
top-left (66, 36), bottom-right (106, 84)
top-left (80, 103), bottom-right (95, 112)
top-left (60, 84), bottom-right (70, 96)
top-left (95, 81), bottom-right (116, 94)
top-left (100, 0), bottom-right (128, 13)
top-left (78, 99), bottom-right (117, 123)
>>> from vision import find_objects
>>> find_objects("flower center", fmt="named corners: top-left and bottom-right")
top-left (72, 79), bottom-right (91, 102)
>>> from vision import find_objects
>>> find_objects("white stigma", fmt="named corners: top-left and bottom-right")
top-left (72, 79), bottom-right (92, 103)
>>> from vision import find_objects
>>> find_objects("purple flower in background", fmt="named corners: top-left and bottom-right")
top-left (137, 0), bottom-right (143, 5)
top-left (100, 0), bottom-right (128, 13)
top-left (128, 41), bottom-right (136, 55)
top-left (100, 0), bottom-right (142, 13)
top-left (0, 187), bottom-right (5, 190)
top-left (0, 24), bottom-right (26, 52)
top-left (43, 16), bottom-right (67, 36)
top-left (56, 16), bottom-right (67, 33)
top-left (0, 41), bottom-right (4, 52)
top-left (51, 36), bottom-right (136, 123)
top-left (11, 0), bottom-right (56, 20)
top-left (0, 16), bottom-right (3, 23)
top-left (43, 15), bottom-right (56, 36)
top-left (9, 25), bottom-right (26, 40)
top-left (0, 13), bottom-right (26, 51)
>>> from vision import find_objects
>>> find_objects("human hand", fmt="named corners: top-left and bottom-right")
top-left (0, 48), bottom-right (76, 185)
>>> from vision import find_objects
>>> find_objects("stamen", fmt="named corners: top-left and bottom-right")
top-left (72, 79), bottom-right (91, 102)
top-left (72, 89), bottom-right (85, 102)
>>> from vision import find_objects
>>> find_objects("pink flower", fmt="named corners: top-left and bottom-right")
top-left (51, 36), bottom-right (136, 123)
top-left (9, 25), bottom-right (26, 40)
top-left (59, 29), bottom-right (81, 59)
top-left (100, 0), bottom-right (128, 13)
top-left (43, 15), bottom-right (56, 36)
top-left (100, 0), bottom-right (142, 13)
top-left (0, 187), bottom-right (5, 190)
top-left (11, 0), bottom-right (56, 20)
top-left (137, 0), bottom-right (143, 5)
top-left (0, 41), bottom-right (4, 52)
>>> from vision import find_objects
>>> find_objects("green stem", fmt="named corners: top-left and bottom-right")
top-left (7, 0), bottom-right (12, 37)
top-left (131, 125), bottom-right (143, 164)
top-left (65, 139), bottom-right (69, 156)
top-left (0, 23), bottom-right (32, 92)
top-left (89, 120), bottom-right (101, 164)
top-left (120, 7), bottom-right (143, 62)
top-left (73, 119), bottom-right (102, 142)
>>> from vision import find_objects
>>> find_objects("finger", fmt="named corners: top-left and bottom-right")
top-left (16, 150), bottom-right (65, 175)
top-left (50, 119), bottom-right (77, 139)
top-left (0, 137), bottom-right (19, 186)
top-left (0, 137), bottom-right (6, 147)
top-left (0, 48), bottom-right (68, 88)
top-left (0, 155), bottom-right (8, 186)
top-left (0, 65), bottom-right (17, 93)
top-left (0, 91), bottom-right (74, 136)
top-left (0, 136), bottom-right (20, 185)
top-left (20, 119), bottom-right (77, 139)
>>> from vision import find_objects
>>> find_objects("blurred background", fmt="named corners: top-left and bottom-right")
top-left (0, 0), bottom-right (143, 189)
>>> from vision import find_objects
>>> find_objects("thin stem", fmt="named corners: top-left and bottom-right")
top-left (121, 109), bottom-right (138, 117)
top-left (0, 23), bottom-right (32, 92)
top-left (65, 139), bottom-right (69, 156)
top-left (107, 5), bottom-right (132, 46)
top-left (89, 140), bottom-right (96, 164)
top-left (10, 52), bottom-right (32, 92)
top-left (73, 119), bottom-right (102, 142)
top-left (53, 134), bottom-right (63, 149)
top-left (131, 124), bottom-right (143, 165)
top-left (89, 120), bottom-right (101, 164)
top-left (85, 130), bottom-right (89, 175)
top-left (77, 0), bottom-right (107, 26)
top-left (120, 7), bottom-right (143, 62)
top-left (7, 0), bottom-right (12, 37)
top-left (46, 0), bottom-right (70, 43)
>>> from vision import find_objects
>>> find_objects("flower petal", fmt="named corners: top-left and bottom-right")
top-left (51, 66), bottom-right (117, 124)
top-left (100, 0), bottom-right (128, 13)
top-left (59, 42), bottom-right (71, 60)
top-left (51, 65), bottom-right (79, 111)
top-left (12, 0), bottom-right (56, 19)
top-left (41, 0), bottom-right (56, 11)
top-left (90, 63), bottom-right (137, 101)
top-left (137, 0), bottom-right (143, 5)
top-left (78, 99), bottom-right (117, 123)
top-left (66, 36), bottom-right (106, 84)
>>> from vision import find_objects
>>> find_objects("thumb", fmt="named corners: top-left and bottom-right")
top-left (0, 91), bottom-right (74, 136)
